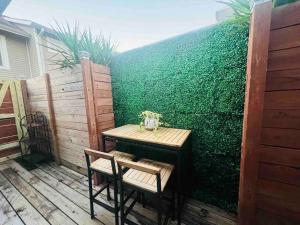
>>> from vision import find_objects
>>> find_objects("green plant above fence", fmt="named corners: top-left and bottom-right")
top-left (45, 22), bottom-right (116, 69)
top-left (111, 20), bottom-right (249, 212)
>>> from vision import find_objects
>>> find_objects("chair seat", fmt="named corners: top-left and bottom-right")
top-left (123, 159), bottom-right (174, 193)
top-left (90, 150), bottom-right (135, 175)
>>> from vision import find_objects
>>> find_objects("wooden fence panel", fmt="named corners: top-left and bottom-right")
top-left (266, 69), bottom-right (300, 91)
top-left (240, 1), bottom-right (300, 224)
top-left (26, 69), bottom-right (87, 166)
top-left (25, 60), bottom-right (115, 175)
top-left (91, 63), bottom-right (115, 150)
top-left (271, 0), bottom-right (300, 30)
top-left (259, 145), bottom-right (300, 168)
top-left (49, 66), bottom-right (88, 168)
top-left (238, 2), bottom-right (272, 225)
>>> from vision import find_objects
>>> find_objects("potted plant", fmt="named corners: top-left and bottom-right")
top-left (139, 111), bottom-right (166, 131)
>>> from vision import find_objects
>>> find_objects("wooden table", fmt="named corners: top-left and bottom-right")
top-left (102, 124), bottom-right (191, 224)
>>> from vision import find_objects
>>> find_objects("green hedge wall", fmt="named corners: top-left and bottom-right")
top-left (111, 21), bottom-right (249, 212)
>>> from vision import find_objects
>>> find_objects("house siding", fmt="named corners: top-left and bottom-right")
top-left (0, 31), bottom-right (31, 80)
top-left (42, 36), bottom-right (64, 72)
top-left (19, 26), bottom-right (63, 77)
top-left (0, 21), bottom-right (65, 80)
top-left (19, 25), bottom-right (41, 77)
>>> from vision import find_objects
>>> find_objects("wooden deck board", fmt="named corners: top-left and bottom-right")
top-left (38, 163), bottom-right (103, 197)
top-left (2, 168), bottom-right (76, 225)
top-left (0, 172), bottom-right (50, 225)
top-left (0, 160), bottom-right (237, 225)
top-left (37, 162), bottom-right (155, 225)
top-left (31, 168), bottom-right (115, 225)
top-left (8, 161), bottom-right (103, 225)
top-left (0, 191), bottom-right (24, 225)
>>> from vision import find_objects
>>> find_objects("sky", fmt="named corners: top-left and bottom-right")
top-left (4, 0), bottom-right (225, 52)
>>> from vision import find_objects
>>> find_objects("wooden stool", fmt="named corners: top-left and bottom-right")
top-left (117, 158), bottom-right (175, 225)
top-left (84, 148), bottom-right (135, 225)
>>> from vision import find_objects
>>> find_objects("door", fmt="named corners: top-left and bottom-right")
top-left (0, 80), bottom-right (26, 162)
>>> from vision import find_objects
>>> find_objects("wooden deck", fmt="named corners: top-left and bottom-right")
top-left (0, 160), bottom-right (237, 225)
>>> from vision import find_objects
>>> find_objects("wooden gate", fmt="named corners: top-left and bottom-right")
top-left (0, 80), bottom-right (26, 162)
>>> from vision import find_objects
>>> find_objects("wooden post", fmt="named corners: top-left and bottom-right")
top-left (80, 51), bottom-right (98, 150)
top-left (20, 80), bottom-right (30, 116)
top-left (238, 1), bottom-right (272, 225)
top-left (44, 73), bottom-right (61, 164)
top-left (13, 81), bottom-right (28, 154)
top-left (80, 51), bottom-right (100, 184)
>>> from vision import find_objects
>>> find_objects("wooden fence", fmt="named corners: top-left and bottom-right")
top-left (25, 53), bottom-right (115, 174)
top-left (239, 1), bottom-right (300, 225)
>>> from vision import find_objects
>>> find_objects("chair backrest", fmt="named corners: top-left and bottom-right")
top-left (116, 159), bottom-right (161, 175)
top-left (84, 148), bottom-right (118, 175)
top-left (84, 148), bottom-right (114, 160)
top-left (116, 159), bottom-right (162, 193)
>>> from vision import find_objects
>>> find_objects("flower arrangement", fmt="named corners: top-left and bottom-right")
top-left (139, 111), bottom-right (167, 131)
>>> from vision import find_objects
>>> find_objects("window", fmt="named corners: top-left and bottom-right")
top-left (0, 35), bottom-right (10, 69)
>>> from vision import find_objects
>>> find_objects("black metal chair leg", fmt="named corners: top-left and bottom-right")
top-left (172, 177), bottom-right (176, 220)
top-left (119, 179), bottom-right (125, 225)
top-left (142, 193), bottom-right (146, 208)
top-left (157, 194), bottom-right (162, 225)
top-left (107, 177), bottom-right (112, 201)
top-left (113, 178), bottom-right (119, 225)
top-left (137, 192), bottom-right (141, 204)
top-left (88, 169), bottom-right (95, 219)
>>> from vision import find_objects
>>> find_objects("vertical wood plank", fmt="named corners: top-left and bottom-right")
top-left (14, 81), bottom-right (27, 154)
top-left (91, 63), bottom-right (115, 152)
top-left (0, 82), bottom-right (9, 106)
top-left (80, 54), bottom-right (98, 150)
top-left (14, 81), bottom-right (26, 121)
top-left (45, 74), bottom-right (61, 164)
top-left (238, 1), bottom-right (272, 225)
top-left (80, 52), bottom-right (100, 184)
top-left (20, 80), bottom-right (30, 116)
top-left (9, 81), bottom-right (22, 153)
top-left (91, 63), bottom-right (103, 151)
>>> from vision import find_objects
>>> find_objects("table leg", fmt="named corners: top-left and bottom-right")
top-left (177, 151), bottom-right (181, 225)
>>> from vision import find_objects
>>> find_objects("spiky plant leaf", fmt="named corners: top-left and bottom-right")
top-left (44, 22), bottom-right (116, 69)
top-left (218, 0), bottom-right (252, 23)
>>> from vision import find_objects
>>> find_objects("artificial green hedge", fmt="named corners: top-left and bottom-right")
top-left (111, 20), bottom-right (249, 212)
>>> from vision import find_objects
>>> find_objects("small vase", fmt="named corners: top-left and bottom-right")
top-left (144, 118), bottom-right (158, 131)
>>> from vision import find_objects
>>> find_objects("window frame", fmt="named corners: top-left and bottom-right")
top-left (0, 35), bottom-right (10, 70)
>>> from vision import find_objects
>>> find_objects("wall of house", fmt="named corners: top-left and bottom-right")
top-left (0, 31), bottom-right (31, 80)
top-left (0, 21), bottom-right (66, 80)
top-left (42, 36), bottom-right (64, 72)
top-left (19, 25), bottom-right (42, 78)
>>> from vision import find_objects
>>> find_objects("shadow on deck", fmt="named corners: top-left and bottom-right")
top-left (0, 160), bottom-right (237, 225)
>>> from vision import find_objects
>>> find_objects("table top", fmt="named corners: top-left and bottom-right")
top-left (102, 124), bottom-right (191, 148)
